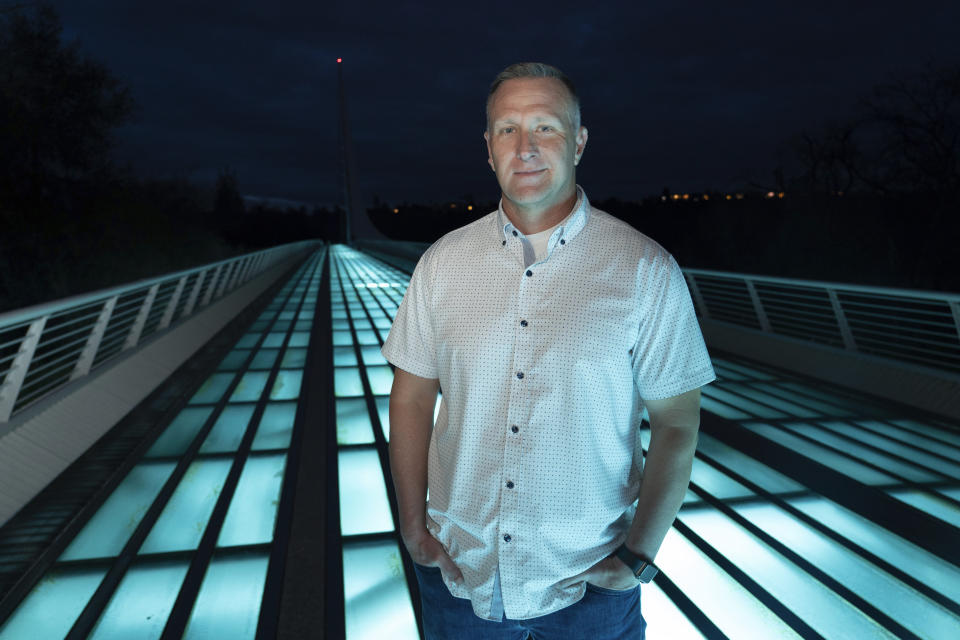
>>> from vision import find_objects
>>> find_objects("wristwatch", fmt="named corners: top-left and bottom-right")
top-left (612, 544), bottom-right (658, 583)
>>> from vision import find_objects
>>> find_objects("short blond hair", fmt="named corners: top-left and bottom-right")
top-left (486, 62), bottom-right (581, 131)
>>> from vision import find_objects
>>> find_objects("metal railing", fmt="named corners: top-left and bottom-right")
top-left (0, 241), bottom-right (318, 423)
top-left (684, 268), bottom-right (960, 377)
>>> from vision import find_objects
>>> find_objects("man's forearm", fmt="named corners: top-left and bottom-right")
top-left (624, 423), bottom-right (698, 560)
top-left (388, 398), bottom-right (434, 541)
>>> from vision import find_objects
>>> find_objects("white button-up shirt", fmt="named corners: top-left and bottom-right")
top-left (382, 188), bottom-right (715, 621)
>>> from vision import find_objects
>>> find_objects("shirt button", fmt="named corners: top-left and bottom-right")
top-left (520, 319), bottom-right (528, 327)
top-left (511, 425), bottom-right (519, 433)
top-left (503, 534), bottom-right (512, 542)
top-left (502, 240), bottom-right (506, 246)
top-left (512, 229), bottom-right (518, 236)
top-left (516, 371), bottom-right (524, 379)
top-left (506, 481), bottom-right (514, 488)
top-left (525, 270), bottom-right (533, 277)
top-left (560, 239), bottom-right (565, 245)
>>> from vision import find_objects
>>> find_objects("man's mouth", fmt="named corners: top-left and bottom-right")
top-left (514, 168), bottom-right (547, 176)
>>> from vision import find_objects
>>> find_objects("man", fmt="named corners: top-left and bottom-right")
top-left (382, 62), bottom-right (715, 639)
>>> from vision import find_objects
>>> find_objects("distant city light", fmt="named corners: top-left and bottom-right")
top-left (766, 191), bottom-right (775, 198)
top-left (703, 194), bottom-right (710, 200)
top-left (735, 193), bottom-right (744, 200)
top-left (725, 194), bottom-right (732, 200)
top-left (337, 57), bottom-right (342, 63)
top-left (672, 194), bottom-right (680, 200)
top-left (778, 192), bottom-right (785, 199)
top-left (682, 194), bottom-right (689, 200)
top-left (450, 203), bottom-right (456, 208)
top-left (467, 205), bottom-right (473, 211)
top-left (392, 208), bottom-right (399, 213)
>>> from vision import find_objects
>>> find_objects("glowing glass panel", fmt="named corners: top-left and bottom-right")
top-left (182, 552), bottom-right (269, 640)
top-left (789, 497), bottom-right (960, 605)
top-left (146, 407), bottom-right (214, 457)
top-left (351, 318), bottom-right (373, 332)
top-left (755, 383), bottom-right (854, 416)
top-left (680, 510), bottom-right (898, 639)
top-left (743, 423), bottom-right (895, 485)
top-left (252, 402), bottom-right (297, 450)
top-left (641, 582), bottom-right (707, 640)
top-left (701, 387), bottom-right (786, 418)
top-left (338, 449), bottom-right (394, 535)
top-left (263, 331), bottom-right (285, 348)
top-left (333, 330), bottom-right (353, 346)
top-left (334, 346), bottom-right (357, 365)
top-left (656, 528), bottom-right (801, 639)
top-left (855, 420), bottom-right (960, 466)
top-left (699, 395), bottom-right (751, 420)
top-left (724, 384), bottom-right (820, 418)
top-left (337, 398), bottom-right (375, 445)
top-left (230, 371), bottom-right (269, 403)
top-left (890, 418), bottom-right (960, 448)
top-left (189, 372), bottom-right (235, 405)
top-left (270, 370), bottom-right (302, 400)
top-left (826, 421), bottom-right (960, 477)
top-left (140, 459), bottom-right (231, 554)
top-left (889, 489), bottom-right (960, 528)
top-left (734, 502), bottom-right (960, 638)
top-left (355, 330), bottom-right (379, 346)
top-left (282, 347), bottom-right (308, 368)
top-left (200, 405), bottom-right (254, 453)
top-left (236, 333), bottom-right (261, 348)
top-left (711, 359), bottom-right (775, 380)
top-left (366, 366), bottom-right (393, 395)
top-left (61, 462), bottom-right (176, 560)
top-left (0, 566), bottom-right (106, 639)
top-left (87, 560), bottom-right (189, 639)
top-left (342, 540), bottom-right (418, 640)
top-left (696, 434), bottom-right (804, 494)
top-left (218, 454), bottom-right (286, 546)
top-left (335, 367), bottom-right (364, 397)
top-left (778, 423), bottom-right (938, 482)
top-left (361, 345), bottom-right (387, 365)
top-left (288, 331), bottom-right (310, 347)
top-left (218, 349), bottom-right (251, 371)
top-left (375, 397), bottom-right (390, 441)
top-left (249, 348), bottom-right (279, 370)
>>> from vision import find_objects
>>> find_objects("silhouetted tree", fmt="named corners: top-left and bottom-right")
top-left (213, 168), bottom-right (245, 219)
top-left (0, 2), bottom-right (135, 203)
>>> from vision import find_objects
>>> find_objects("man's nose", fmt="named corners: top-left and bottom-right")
top-left (516, 130), bottom-right (538, 160)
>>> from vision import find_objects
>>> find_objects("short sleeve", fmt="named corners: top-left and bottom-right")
top-left (631, 255), bottom-right (716, 400)
top-left (381, 251), bottom-right (439, 379)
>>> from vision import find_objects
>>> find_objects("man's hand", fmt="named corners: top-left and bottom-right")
top-left (559, 555), bottom-right (639, 592)
top-left (402, 527), bottom-right (464, 585)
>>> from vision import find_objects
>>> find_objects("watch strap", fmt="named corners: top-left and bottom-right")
top-left (613, 544), bottom-right (658, 583)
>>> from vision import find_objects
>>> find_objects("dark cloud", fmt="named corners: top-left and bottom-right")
top-left (45, 0), bottom-right (960, 206)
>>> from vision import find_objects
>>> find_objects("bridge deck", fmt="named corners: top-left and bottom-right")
top-left (0, 244), bottom-right (958, 639)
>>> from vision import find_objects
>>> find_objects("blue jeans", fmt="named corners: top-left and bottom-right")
top-left (413, 563), bottom-right (646, 640)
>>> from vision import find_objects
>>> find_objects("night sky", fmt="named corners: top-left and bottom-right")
top-left (46, 1), bottom-right (960, 209)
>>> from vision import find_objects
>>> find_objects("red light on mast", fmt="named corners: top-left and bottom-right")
top-left (337, 57), bottom-right (342, 63)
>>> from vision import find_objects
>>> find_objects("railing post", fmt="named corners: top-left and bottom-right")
top-left (214, 262), bottom-right (233, 300)
top-left (124, 284), bottom-right (159, 350)
top-left (202, 265), bottom-right (223, 307)
top-left (685, 273), bottom-right (710, 320)
top-left (0, 317), bottom-right (47, 422)
top-left (183, 270), bottom-right (206, 317)
top-left (827, 288), bottom-right (857, 350)
top-left (71, 296), bottom-right (117, 380)
top-left (745, 279), bottom-right (772, 332)
top-left (159, 276), bottom-right (187, 330)
top-left (235, 256), bottom-right (253, 286)
top-left (225, 258), bottom-right (243, 292)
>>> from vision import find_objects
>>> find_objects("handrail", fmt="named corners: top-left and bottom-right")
top-left (354, 242), bottom-right (960, 378)
top-left (684, 269), bottom-right (960, 377)
top-left (0, 240), bottom-right (319, 422)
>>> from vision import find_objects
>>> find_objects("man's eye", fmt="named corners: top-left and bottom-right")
top-left (538, 125), bottom-right (554, 132)
top-left (501, 127), bottom-right (515, 134)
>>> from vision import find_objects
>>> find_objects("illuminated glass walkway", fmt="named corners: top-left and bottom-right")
top-left (1, 244), bottom-right (958, 638)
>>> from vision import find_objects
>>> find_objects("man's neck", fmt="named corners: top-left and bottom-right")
top-left (502, 190), bottom-right (578, 235)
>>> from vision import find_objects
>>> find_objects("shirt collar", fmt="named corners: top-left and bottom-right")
top-left (497, 186), bottom-right (591, 247)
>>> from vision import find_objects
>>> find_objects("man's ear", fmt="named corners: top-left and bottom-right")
top-left (484, 130), bottom-right (495, 171)
top-left (574, 126), bottom-right (588, 165)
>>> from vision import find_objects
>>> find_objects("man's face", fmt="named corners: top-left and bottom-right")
top-left (484, 78), bottom-right (588, 213)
